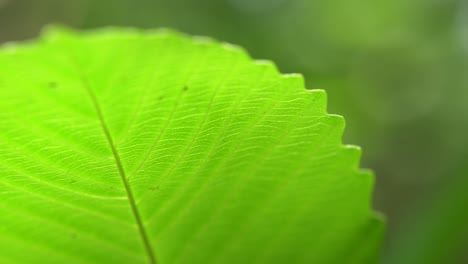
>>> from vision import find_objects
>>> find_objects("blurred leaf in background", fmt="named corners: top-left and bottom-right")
top-left (1, 0), bottom-right (467, 263)
top-left (0, 0), bottom-right (85, 42)
top-left (385, 158), bottom-right (468, 264)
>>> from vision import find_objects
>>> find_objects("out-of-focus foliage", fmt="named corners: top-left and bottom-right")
top-left (385, 159), bottom-right (468, 264)
top-left (0, 0), bottom-right (467, 263)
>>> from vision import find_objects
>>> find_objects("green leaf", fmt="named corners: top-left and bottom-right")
top-left (0, 27), bottom-right (383, 264)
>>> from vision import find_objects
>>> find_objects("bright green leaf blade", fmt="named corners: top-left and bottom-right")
top-left (0, 27), bottom-right (383, 264)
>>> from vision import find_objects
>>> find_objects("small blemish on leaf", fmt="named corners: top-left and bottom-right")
top-left (48, 81), bottom-right (58, 89)
top-left (183, 86), bottom-right (188, 91)
top-left (149, 186), bottom-right (160, 191)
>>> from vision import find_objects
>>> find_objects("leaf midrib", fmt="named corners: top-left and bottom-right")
top-left (79, 73), bottom-right (157, 264)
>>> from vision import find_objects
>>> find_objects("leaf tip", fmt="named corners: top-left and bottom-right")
top-left (221, 42), bottom-right (246, 53)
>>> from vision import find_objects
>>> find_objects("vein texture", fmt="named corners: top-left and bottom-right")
top-left (82, 77), bottom-right (157, 264)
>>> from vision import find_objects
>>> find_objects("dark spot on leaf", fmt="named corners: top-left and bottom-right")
top-left (183, 86), bottom-right (188, 91)
top-left (149, 186), bottom-right (160, 191)
top-left (158, 96), bottom-right (164, 100)
top-left (48, 81), bottom-right (58, 89)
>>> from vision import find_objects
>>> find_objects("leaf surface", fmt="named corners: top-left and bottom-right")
top-left (0, 27), bottom-right (383, 264)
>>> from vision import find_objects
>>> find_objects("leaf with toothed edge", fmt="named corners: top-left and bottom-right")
top-left (0, 26), bottom-right (384, 264)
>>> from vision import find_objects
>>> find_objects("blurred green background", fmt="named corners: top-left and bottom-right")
top-left (1, 0), bottom-right (467, 263)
